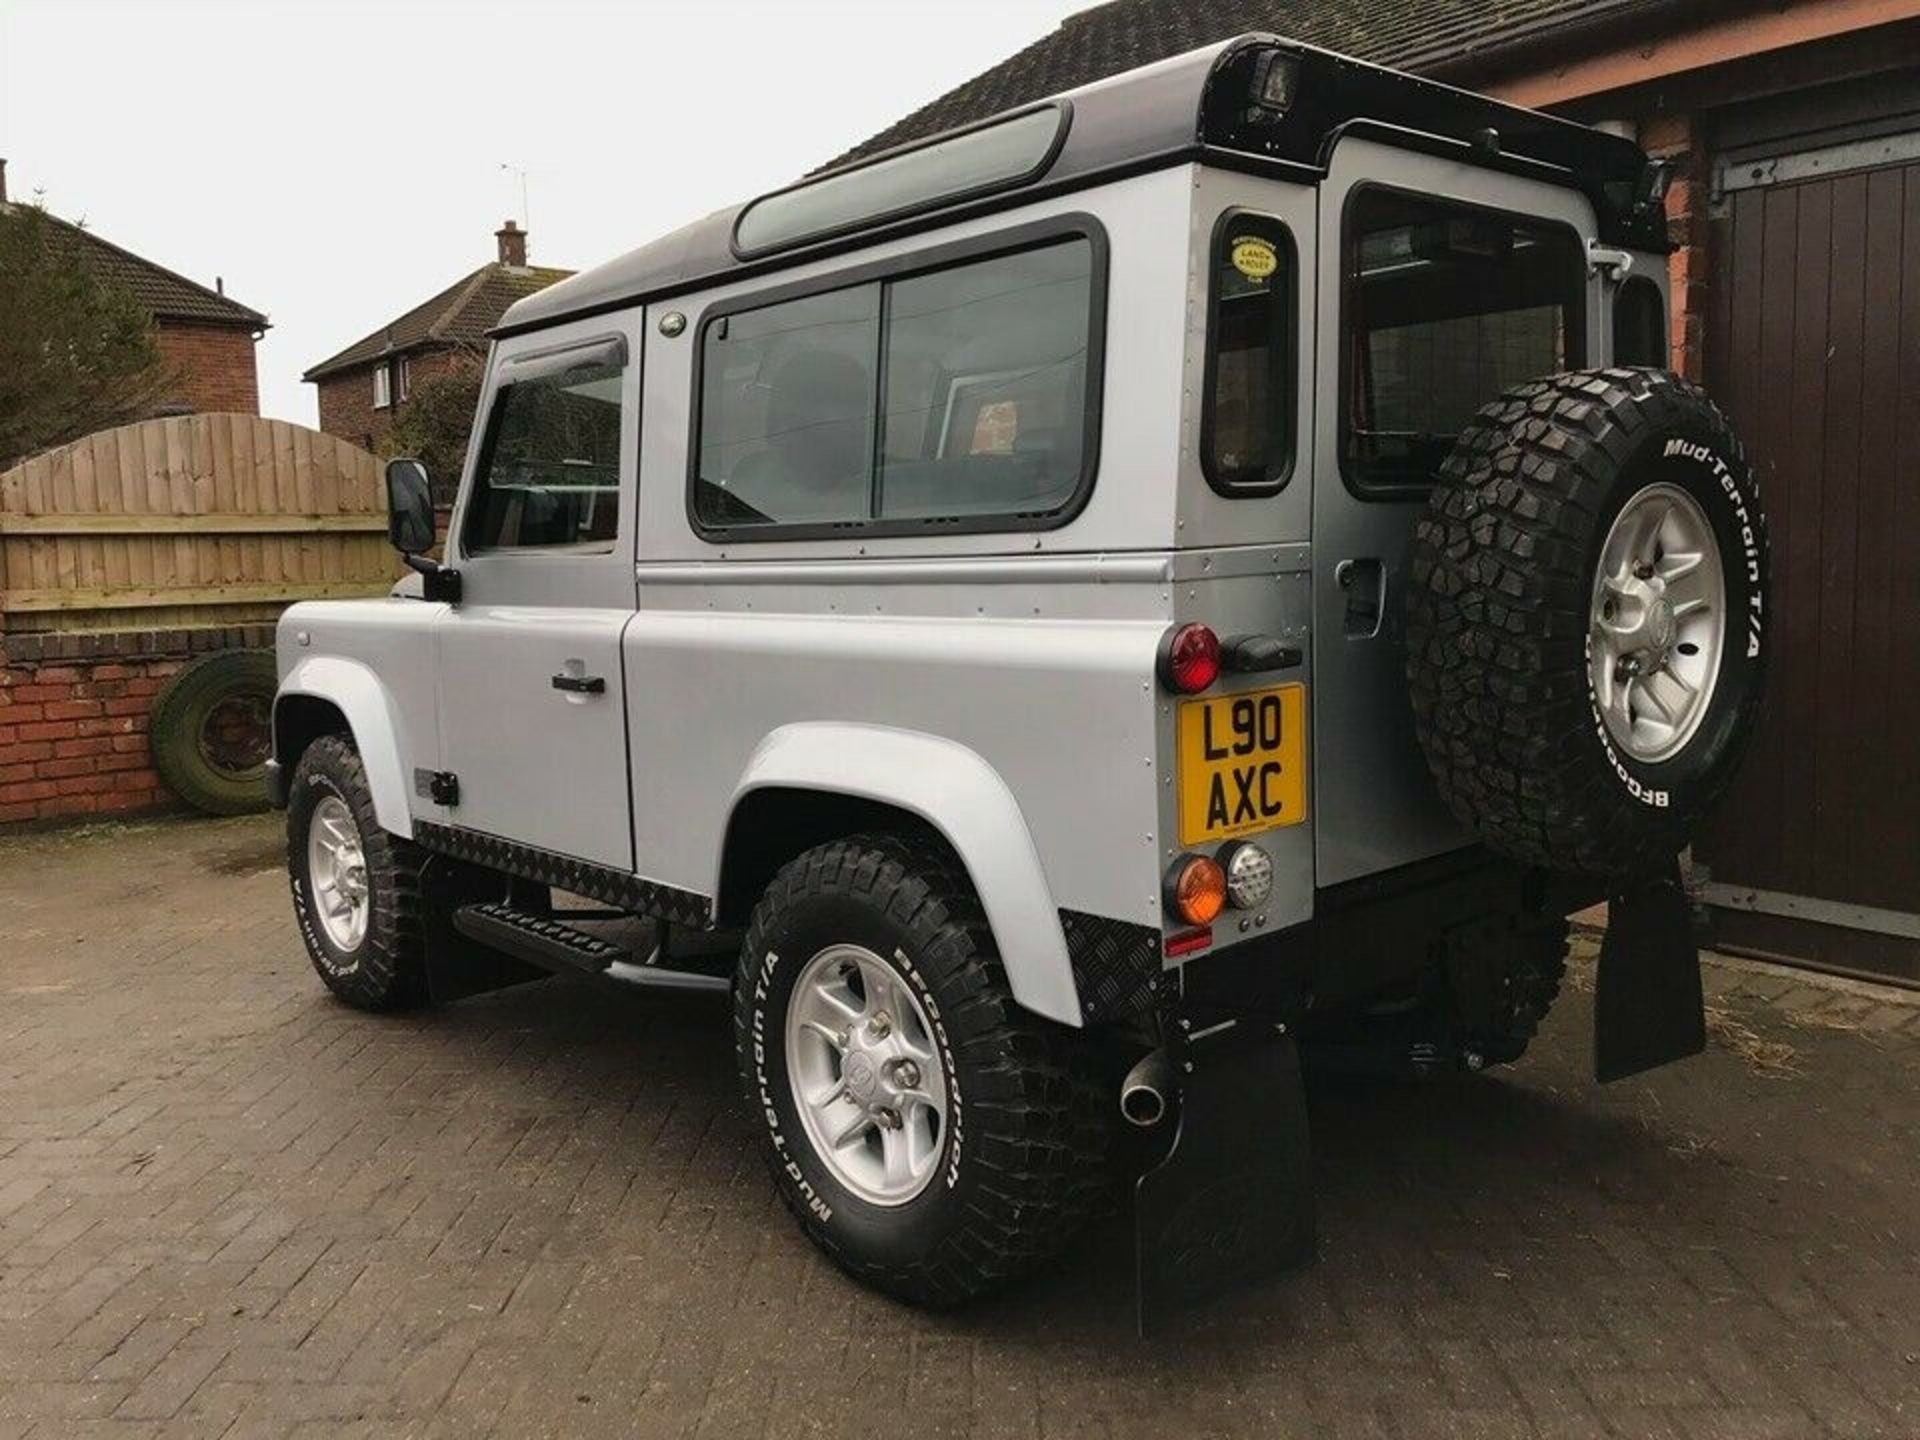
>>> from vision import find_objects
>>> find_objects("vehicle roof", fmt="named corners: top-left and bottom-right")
top-left (498, 33), bottom-right (1661, 339)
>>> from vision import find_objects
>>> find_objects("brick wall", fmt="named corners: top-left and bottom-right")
top-left (0, 626), bottom-right (274, 826)
top-left (1637, 110), bottom-right (1710, 380)
top-left (315, 346), bottom-right (469, 453)
top-left (153, 321), bottom-right (261, 415)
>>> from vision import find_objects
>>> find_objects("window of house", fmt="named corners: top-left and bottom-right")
top-left (693, 231), bottom-right (1099, 536)
top-left (462, 355), bottom-right (624, 551)
top-left (398, 356), bottom-right (412, 403)
top-left (1343, 190), bottom-right (1584, 495)
top-left (372, 363), bottom-right (392, 410)
top-left (1203, 215), bottom-right (1296, 495)
top-left (1614, 276), bottom-right (1667, 368)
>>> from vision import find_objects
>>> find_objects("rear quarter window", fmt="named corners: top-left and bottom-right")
top-left (1202, 212), bottom-right (1297, 496)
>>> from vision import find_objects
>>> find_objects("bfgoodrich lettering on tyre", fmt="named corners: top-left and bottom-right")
top-left (732, 833), bottom-right (1109, 1306)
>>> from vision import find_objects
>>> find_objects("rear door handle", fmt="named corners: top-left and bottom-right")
top-left (551, 672), bottom-right (606, 694)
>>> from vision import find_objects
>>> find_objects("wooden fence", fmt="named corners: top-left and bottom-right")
top-left (0, 414), bottom-right (397, 634)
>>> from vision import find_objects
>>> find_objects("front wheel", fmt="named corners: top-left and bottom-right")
top-left (735, 834), bottom-right (1108, 1306)
top-left (287, 734), bottom-right (429, 1011)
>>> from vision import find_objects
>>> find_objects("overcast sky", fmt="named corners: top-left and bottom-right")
top-left (0, 0), bottom-right (1085, 425)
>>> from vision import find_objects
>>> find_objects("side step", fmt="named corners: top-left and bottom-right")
top-left (451, 902), bottom-right (731, 994)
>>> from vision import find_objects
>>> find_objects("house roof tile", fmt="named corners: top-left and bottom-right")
top-left (830, 0), bottom-right (1688, 166)
top-left (20, 207), bottom-right (268, 328)
top-left (303, 261), bottom-right (573, 381)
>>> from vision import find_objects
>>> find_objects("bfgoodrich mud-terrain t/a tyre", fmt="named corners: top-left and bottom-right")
top-left (287, 735), bottom-right (429, 1011)
top-left (1407, 368), bottom-right (1769, 878)
top-left (735, 835), bottom-right (1108, 1306)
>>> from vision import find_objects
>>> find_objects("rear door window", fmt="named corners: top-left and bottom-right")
top-left (1342, 190), bottom-right (1584, 495)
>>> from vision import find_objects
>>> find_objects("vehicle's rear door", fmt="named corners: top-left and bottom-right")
top-left (432, 314), bottom-right (643, 869)
top-left (1311, 138), bottom-right (1599, 886)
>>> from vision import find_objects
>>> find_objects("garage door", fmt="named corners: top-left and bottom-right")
top-left (1697, 135), bottom-right (1920, 983)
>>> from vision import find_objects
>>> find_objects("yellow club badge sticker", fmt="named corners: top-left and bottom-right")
top-left (1230, 236), bottom-right (1278, 281)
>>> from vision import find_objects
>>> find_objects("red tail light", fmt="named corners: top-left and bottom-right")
top-left (1158, 623), bottom-right (1220, 694)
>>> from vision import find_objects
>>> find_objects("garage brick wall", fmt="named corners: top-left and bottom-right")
top-left (0, 626), bottom-right (274, 825)
top-left (1639, 111), bottom-right (1710, 380)
top-left (153, 322), bottom-right (262, 415)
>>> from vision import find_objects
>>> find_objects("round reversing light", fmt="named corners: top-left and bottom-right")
top-left (1222, 842), bottom-right (1274, 910)
top-left (1159, 624), bottom-right (1220, 694)
top-left (1167, 854), bottom-right (1227, 926)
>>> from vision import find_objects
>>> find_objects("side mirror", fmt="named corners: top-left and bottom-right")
top-left (384, 458), bottom-right (436, 554)
top-left (382, 458), bottom-right (461, 602)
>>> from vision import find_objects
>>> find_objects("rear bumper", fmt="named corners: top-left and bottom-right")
top-left (1180, 846), bottom-right (1602, 1021)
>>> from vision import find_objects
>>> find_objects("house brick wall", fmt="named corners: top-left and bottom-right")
top-left (154, 322), bottom-right (261, 415)
top-left (0, 626), bottom-right (274, 826)
top-left (315, 346), bottom-right (470, 452)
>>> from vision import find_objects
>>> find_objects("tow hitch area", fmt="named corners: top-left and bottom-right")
top-left (1134, 1017), bottom-right (1315, 1336)
top-left (1594, 861), bottom-right (1706, 1083)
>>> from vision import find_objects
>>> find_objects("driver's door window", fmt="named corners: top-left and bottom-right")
top-left (464, 356), bottom-right (624, 551)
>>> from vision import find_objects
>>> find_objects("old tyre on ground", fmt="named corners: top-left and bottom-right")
top-left (1407, 368), bottom-right (1769, 878)
top-left (287, 734), bottom-right (429, 1011)
top-left (735, 834), bottom-right (1109, 1306)
top-left (148, 650), bottom-right (277, 815)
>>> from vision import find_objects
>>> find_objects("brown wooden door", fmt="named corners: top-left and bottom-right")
top-left (1698, 152), bottom-right (1920, 981)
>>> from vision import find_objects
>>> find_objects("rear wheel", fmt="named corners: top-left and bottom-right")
top-left (287, 735), bottom-right (429, 1011)
top-left (735, 834), bottom-right (1108, 1306)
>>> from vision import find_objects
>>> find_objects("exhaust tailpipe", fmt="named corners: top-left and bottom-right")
top-left (1120, 1048), bottom-right (1173, 1128)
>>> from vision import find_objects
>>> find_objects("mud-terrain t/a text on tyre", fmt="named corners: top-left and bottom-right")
top-left (267, 34), bottom-right (1768, 1326)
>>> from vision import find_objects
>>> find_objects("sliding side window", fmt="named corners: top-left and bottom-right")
top-left (694, 230), bottom-right (1099, 536)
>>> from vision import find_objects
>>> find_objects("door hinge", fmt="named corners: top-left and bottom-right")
top-left (1586, 239), bottom-right (1635, 282)
top-left (415, 768), bottom-right (460, 807)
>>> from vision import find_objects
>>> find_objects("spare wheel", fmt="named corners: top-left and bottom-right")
top-left (1406, 367), bottom-right (1770, 878)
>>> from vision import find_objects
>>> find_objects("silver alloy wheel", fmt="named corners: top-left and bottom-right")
top-left (306, 794), bottom-right (370, 952)
top-left (1590, 482), bottom-right (1727, 764)
top-left (785, 943), bottom-right (949, 1206)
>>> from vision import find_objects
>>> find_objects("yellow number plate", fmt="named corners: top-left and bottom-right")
top-left (1176, 683), bottom-right (1308, 846)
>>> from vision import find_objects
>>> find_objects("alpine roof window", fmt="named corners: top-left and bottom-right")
top-left (733, 106), bottom-right (1067, 256)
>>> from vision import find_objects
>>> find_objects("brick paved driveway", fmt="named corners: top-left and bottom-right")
top-left (1, 814), bottom-right (1916, 1440)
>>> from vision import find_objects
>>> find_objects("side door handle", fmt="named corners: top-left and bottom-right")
top-left (551, 672), bottom-right (606, 695)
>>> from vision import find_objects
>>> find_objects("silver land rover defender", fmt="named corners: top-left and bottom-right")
top-left (268, 35), bottom-right (1768, 1326)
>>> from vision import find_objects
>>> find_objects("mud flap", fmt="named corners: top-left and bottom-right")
top-left (1594, 862), bottom-right (1705, 1083)
top-left (1135, 1023), bottom-right (1315, 1335)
